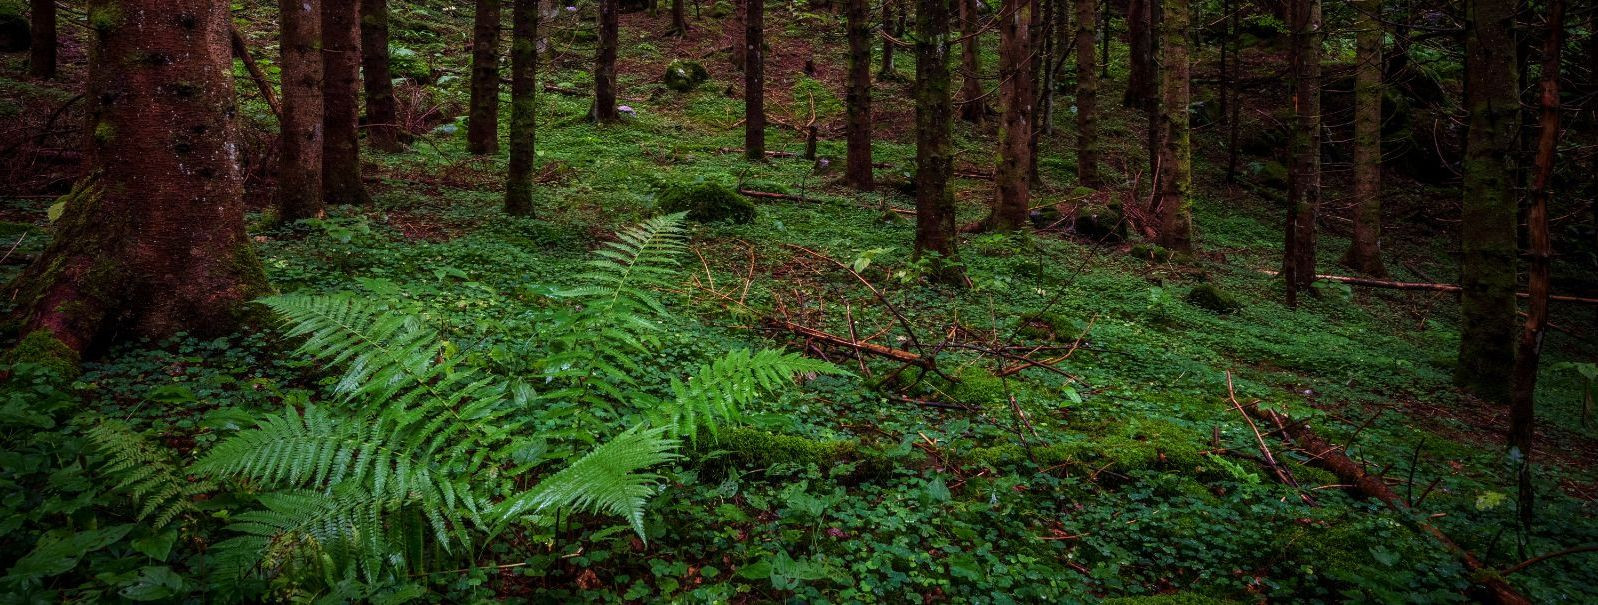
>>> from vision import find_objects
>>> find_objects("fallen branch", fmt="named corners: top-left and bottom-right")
top-left (1225, 372), bottom-right (1314, 505)
top-left (1500, 544), bottom-right (1598, 576)
top-left (541, 83), bottom-right (646, 103)
top-left (230, 25), bottom-right (281, 119)
top-left (1259, 270), bottom-right (1598, 305)
top-left (1242, 403), bottom-right (1530, 604)
top-left (762, 318), bottom-right (931, 368)
top-left (738, 189), bottom-right (820, 203)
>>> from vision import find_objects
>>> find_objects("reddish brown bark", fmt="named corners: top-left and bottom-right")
top-left (670, 0), bottom-right (687, 36)
top-left (1282, 0), bottom-right (1320, 306)
top-left (322, 0), bottom-right (368, 204)
top-left (988, 0), bottom-right (1032, 231)
top-left (1073, 0), bottom-right (1100, 186)
top-left (29, 0), bottom-right (54, 79)
top-left (506, 0), bottom-right (537, 215)
top-left (8, 0), bottom-right (268, 356)
top-left (1123, 0), bottom-right (1152, 107)
top-left (913, 0), bottom-right (963, 284)
top-left (957, 0), bottom-right (987, 122)
top-left (593, 0), bottom-right (619, 121)
top-left (844, 0), bottom-right (874, 190)
top-left (1154, 0), bottom-right (1191, 254)
top-left (878, 0), bottom-right (900, 80)
top-left (1340, 0), bottom-right (1384, 276)
top-left (469, 0), bottom-right (502, 151)
top-left (278, 0), bottom-right (324, 221)
top-left (744, 0), bottom-right (765, 160)
top-left (361, 0), bottom-right (404, 153)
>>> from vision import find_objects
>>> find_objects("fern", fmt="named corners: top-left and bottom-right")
top-left (89, 420), bottom-right (214, 529)
top-left (658, 349), bottom-right (846, 442)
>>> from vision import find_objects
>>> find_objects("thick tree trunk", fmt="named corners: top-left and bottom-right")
top-left (469, 0), bottom-right (502, 150)
top-left (279, 0), bottom-right (325, 221)
top-left (914, 0), bottom-right (962, 284)
top-left (7, 0), bottom-right (268, 360)
top-left (744, 0), bottom-right (765, 160)
top-left (957, 0), bottom-right (987, 122)
top-left (670, 0), bottom-right (687, 35)
top-left (28, 0), bottom-right (53, 79)
top-left (1341, 0), bottom-right (1385, 275)
top-left (593, 0), bottom-right (619, 121)
top-left (1282, 0), bottom-right (1320, 306)
top-left (1123, 0), bottom-right (1152, 107)
top-left (988, 0), bottom-right (1033, 231)
top-left (323, 0), bottom-right (368, 204)
top-left (844, 0), bottom-right (874, 190)
top-left (361, 0), bottom-right (404, 153)
top-left (1073, 0), bottom-right (1100, 186)
top-left (879, 0), bottom-right (899, 80)
top-left (1154, 0), bottom-right (1192, 254)
top-left (1456, 0), bottom-right (1520, 402)
top-left (1508, 0), bottom-right (1563, 537)
top-left (507, 0), bottom-right (538, 215)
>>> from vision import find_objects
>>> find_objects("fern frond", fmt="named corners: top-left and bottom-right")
top-left (89, 420), bottom-right (214, 528)
top-left (490, 425), bottom-right (678, 539)
top-left (658, 349), bottom-right (846, 441)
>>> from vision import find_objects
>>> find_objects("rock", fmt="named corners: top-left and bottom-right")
top-left (1250, 160), bottom-right (1288, 189)
top-left (1129, 243), bottom-right (1171, 262)
top-left (663, 60), bottom-right (709, 92)
top-left (1029, 205), bottom-right (1062, 229)
top-left (1073, 202), bottom-right (1125, 242)
top-left (0, 0), bottom-right (28, 53)
top-left (656, 179), bottom-right (756, 224)
top-left (1185, 284), bottom-right (1243, 314)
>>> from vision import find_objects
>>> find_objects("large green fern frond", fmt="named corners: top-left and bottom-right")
top-left (659, 349), bottom-right (845, 441)
top-left (489, 425), bottom-right (678, 540)
top-left (88, 420), bottom-right (215, 528)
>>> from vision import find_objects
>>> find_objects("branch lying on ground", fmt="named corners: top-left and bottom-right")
top-left (761, 318), bottom-right (931, 368)
top-left (1258, 270), bottom-right (1598, 305)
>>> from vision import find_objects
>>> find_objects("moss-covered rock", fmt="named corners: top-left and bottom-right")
top-left (707, 2), bottom-right (732, 18)
top-left (1130, 243), bottom-right (1171, 262)
top-left (388, 44), bottom-right (432, 81)
top-left (3, 330), bottom-right (80, 378)
top-left (1185, 284), bottom-right (1243, 314)
top-left (1251, 159), bottom-right (1288, 189)
top-left (1028, 205), bottom-right (1062, 229)
top-left (663, 60), bottom-right (709, 92)
top-left (1074, 202), bottom-right (1125, 242)
top-left (656, 179), bottom-right (756, 224)
top-left (0, 0), bottom-right (27, 53)
top-left (1015, 311), bottom-right (1081, 342)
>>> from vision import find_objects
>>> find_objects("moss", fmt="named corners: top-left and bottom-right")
top-left (1102, 593), bottom-right (1238, 605)
top-left (663, 60), bottom-right (709, 92)
top-left (1014, 311), bottom-right (1081, 342)
top-left (88, 5), bottom-right (123, 33)
top-left (1074, 202), bottom-right (1126, 242)
top-left (1130, 243), bottom-right (1171, 262)
top-left (656, 179), bottom-right (756, 224)
top-left (3, 330), bottom-right (81, 378)
top-left (1185, 284), bottom-right (1243, 314)
top-left (93, 121), bottom-right (115, 145)
top-left (695, 427), bottom-right (890, 477)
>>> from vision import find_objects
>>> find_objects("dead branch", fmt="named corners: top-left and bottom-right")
top-left (762, 318), bottom-right (931, 368)
top-left (230, 25), bottom-right (281, 119)
top-left (1500, 544), bottom-right (1598, 576)
top-left (1259, 270), bottom-right (1598, 305)
top-left (739, 189), bottom-right (820, 203)
top-left (1224, 372), bottom-right (1315, 505)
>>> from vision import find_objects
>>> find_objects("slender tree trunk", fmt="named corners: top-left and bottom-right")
top-left (1154, 0), bottom-right (1191, 254)
top-left (1074, 0), bottom-right (1100, 186)
top-left (1144, 0), bottom-right (1161, 191)
top-left (1037, 0), bottom-right (1059, 136)
top-left (28, 0), bottom-right (54, 79)
top-left (1456, 0), bottom-right (1520, 401)
top-left (1224, 0), bottom-right (1240, 182)
top-left (323, 0), bottom-right (368, 204)
top-left (469, 0), bottom-right (503, 150)
top-left (230, 27), bottom-right (282, 118)
top-left (988, 0), bottom-right (1033, 231)
top-left (744, 0), bottom-right (765, 160)
top-left (845, 0), bottom-right (874, 190)
top-left (507, 0), bottom-right (538, 215)
top-left (1026, 0), bottom-right (1044, 184)
top-left (732, 0), bottom-right (747, 70)
top-left (1124, 0), bottom-right (1152, 107)
top-left (879, 0), bottom-right (899, 80)
top-left (361, 0), bottom-right (404, 152)
top-left (279, 0), bottom-right (325, 221)
top-left (914, 0), bottom-right (962, 284)
top-left (670, 0), bottom-right (687, 35)
top-left (593, 0), bottom-right (619, 121)
top-left (1282, 0), bottom-right (1321, 306)
top-left (1341, 0), bottom-right (1385, 275)
top-left (958, 0), bottom-right (987, 122)
top-left (7, 0), bottom-right (268, 359)
top-left (1508, 0), bottom-right (1562, 543)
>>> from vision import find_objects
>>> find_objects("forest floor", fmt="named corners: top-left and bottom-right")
top-left (3, 1), bottom-right (1598, 603)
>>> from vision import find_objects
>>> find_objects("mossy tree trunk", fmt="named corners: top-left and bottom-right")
top-left (469, 0), bottom-right (503, 149)
top-left (1455, 0), bottom-right (1520, 402)
top-left (914, 0), bottom-right (963, 285)
top-left (7, 0), bottom-right (269, 360)
top-left (1154, 0), bottom-right (1191, 254)
top-left (1073, 0), bottom-right (1100, 186)
top-left (744, 0), bottom-right (765, 160)
top-left (1037, 0), bottom-right (1060, 136)
top-left (322, 0), bottom-right (368, 204)
top-left (361, 0), bottom-right (404, 153)
top-left (670, 0), bottom-right (687, 35)
top-left (506, 0), bottom-right (537, 215)
top-left (28, 0), bottom-right (53, 78)
top-left (1341, 0), bottom-right (1385, 276)
top-left (278, 0), bottom-right (324, 221)
top-left (879, 0), bottom-right (899, 80)
top-left (844, 0), bottom-right (874, 190)
top-left (988, 0), bottom-right (1033, 231)
top-left (593, 0), bottom-right (619, 122)
top-left (1282, 0), bottom-right (1320, 306)
top-left (1508, 0), bottom-right (1563, 541)
top-left (1123, 0), bottom-right (1152, 107)
top-left (957, 0), bottom-right (987, 123)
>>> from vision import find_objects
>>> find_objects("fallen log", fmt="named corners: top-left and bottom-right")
top-left (230, 25), bottom-right (281, 119)
top-left (1258, 270), bottom-right (1598, 305)
top-left (1244, 404), bottom-right (1530, 604)
top-left (738, 189), bottom-right (820, 203)
top-left (762, 318), bottom-right (930, 367)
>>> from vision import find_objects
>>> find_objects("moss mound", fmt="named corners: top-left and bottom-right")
top-left (1074, 202), bottom-right (1126, 242)
top-left (1130, 243), bottom-right (1171, 262)
top-left (1185, 284), bottom-right (1243, 314)
top-left (663, 60), bottom-right (709, 92)
top-left (3, 331), bottom-right (81, 378)
top-left (656, 179), bottom-right (756, 224)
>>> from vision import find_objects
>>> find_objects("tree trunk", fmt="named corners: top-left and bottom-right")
top-left (1123, 0), bottom-right (1152, 107)
top-left (230, 26), bottom-right (282, 118)
top-left (844, 0), bottom-right (874, 190)
top-left (1508, 0), bottom-right (1563, 536)
top-left (469, 0), bottom-right (502, 150)
top-left (1224, 0), bottom-right (1240, 182)
top-left (1038, 0), bottom-right (1063, 136)
top-left (1073, 0), bottom-right (1100, 186)
top-left (28, 0), bottom-right (53, 79)
top-left (732, 0), bottom-right (747, 70)
top-left (957, 0), bottom-right (987, 122)
top-left (914, 0), bottom-right (963, 284)
top-left (1154, 0), bottom-right (1191, 254)
top-left (507, 0), bottom-right (538, 216)
top-left (279, 0), bottom-right (325, 221)
top-left (879, 0), bottom-right (898, 80)
top-left (6, 0), bottom-right (268, 361)
top-left (744, 0), bottom-right (765, 160)
top-left (593, 0), bottom-right (619, 121)
top-left (1143, 0), bottom-right (1162, 195)
top-left (1341, 0), bottom-right (1385, 276)
top-left (1025, 0), bottom-right (1044, 185)
top-left (1456, 0), bottom-right (1520, 402)
top-left (670, 0), bottom-right (687, 35)
top-left (1282, 0), bottom-right (1320, 306)
top-left (988, 0), bottom-right (1033, 231)
top-left (361, 0), bottom-right (404, 153)
top-left (323, 0), bottom-right (368, 204)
